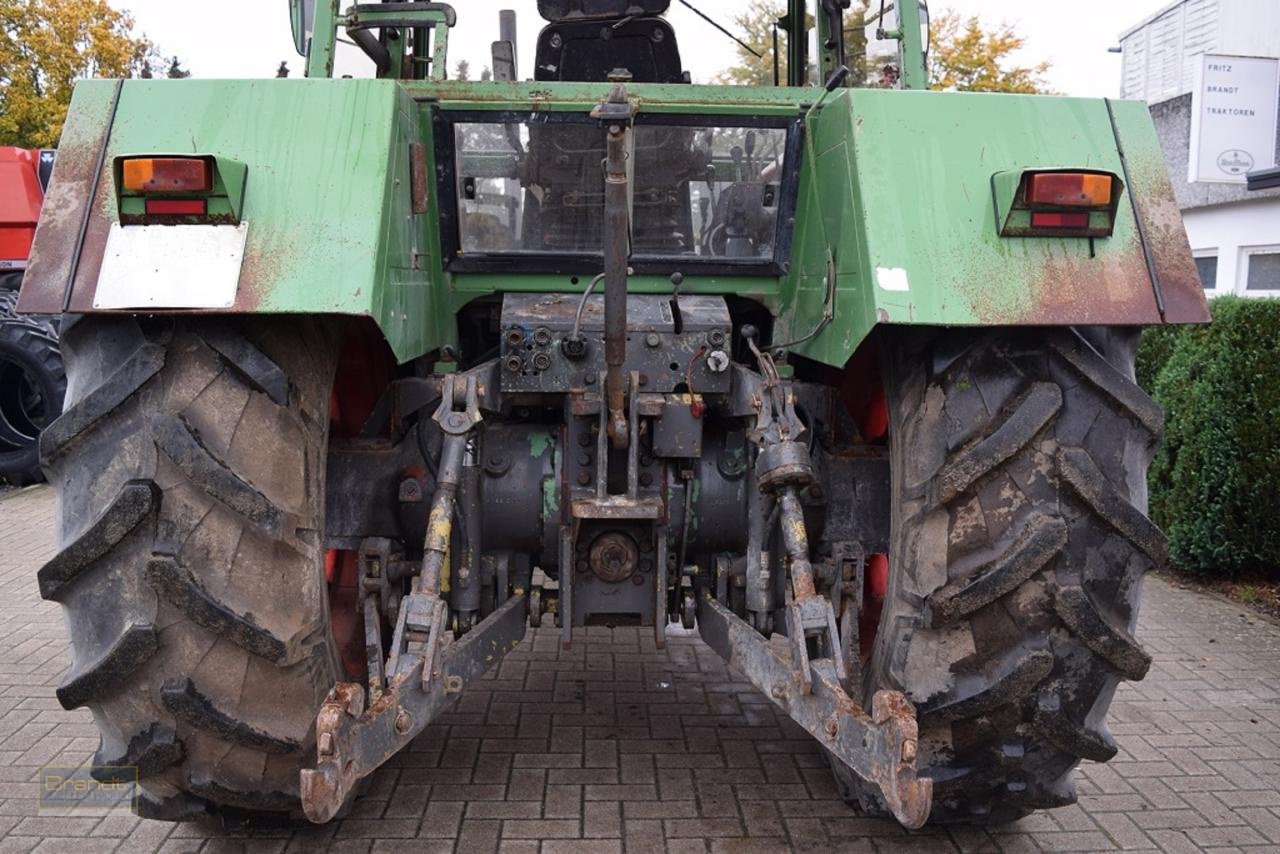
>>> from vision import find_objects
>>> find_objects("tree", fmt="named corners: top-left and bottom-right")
top-left (928, 11), bottom-right (1051, 94)
top-left (455, 59), bottom-right (471, 81)
top-left (716, 1), bottom-right (866, 88)
top-left (276, 61), bottom-right (291, 78)
top-left (715, 0), bottom-right (783, 87)
top-left (0, 0), bottom-right (156, 148)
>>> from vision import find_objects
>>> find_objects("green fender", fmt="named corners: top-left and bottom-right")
top-left (20, 79), bottom-right (1206, 367)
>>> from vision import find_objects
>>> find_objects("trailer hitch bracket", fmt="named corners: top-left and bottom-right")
top-left (696, 595), bottom-right (932, 828)
top-left (301, 593), bottom-right (528, 823)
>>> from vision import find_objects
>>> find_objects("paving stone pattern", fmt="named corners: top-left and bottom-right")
top-left (2, 486), bottom-right (1280, 852)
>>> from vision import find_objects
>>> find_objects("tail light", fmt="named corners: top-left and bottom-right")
top-left (994, 169), bottom-right (1123, 239)
top-left (114, 155), bottom-right (244, 225)
top-left (121, 158), bottom-right (213, 194)
top-left (145, 199), bottom-right (208, 216)
top-left (1030, 211), bottom-right (1091, 229)
top-left (1026, 173), bottom-right (1114, 208)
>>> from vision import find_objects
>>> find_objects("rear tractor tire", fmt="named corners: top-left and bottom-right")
top-left (39, 316), bottom-right (346, 822)
top-left (834, 327), bottom-right (1165, 824)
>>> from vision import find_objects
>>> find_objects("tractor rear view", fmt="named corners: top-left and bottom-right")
top-left (19, 0), bottom-right (1208, 828)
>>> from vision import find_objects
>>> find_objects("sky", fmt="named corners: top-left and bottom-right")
top-left (108, 0), bottom-right (1174, 97)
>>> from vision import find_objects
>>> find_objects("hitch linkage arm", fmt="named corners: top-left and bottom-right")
top-left (699, 344), bottom-right (933, 828)
top-left (301, 369), bottom-right (529, 823)
top-left (696, 596), bottom-right (932, 828)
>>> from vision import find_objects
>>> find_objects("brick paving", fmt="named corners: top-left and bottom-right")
top-left (2, 487), bottom-right (1280, 851)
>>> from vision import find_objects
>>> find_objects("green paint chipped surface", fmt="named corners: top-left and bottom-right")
top-left (528, 429), bottom-right (552, 460)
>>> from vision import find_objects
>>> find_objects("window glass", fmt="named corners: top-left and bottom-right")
top-left (648, 126), bottom-right (787, 261)
top-left (1246, 252), bottom-right (1280, 291)
top-left (1194, 255), bottom-right (1218, 290)
top-left (452, 119), bottom-right (790, 263)
top-left (455, 123), bottom-right (531, 254)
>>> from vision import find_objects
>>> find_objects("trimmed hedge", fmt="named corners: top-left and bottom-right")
top-left (1143, 297), bottom-right (1280, 576)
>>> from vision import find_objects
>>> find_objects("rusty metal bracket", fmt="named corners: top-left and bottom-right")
top-left (696, 595), bottom-right (932, 829)
top-left (357, 538), bottom-right (398, 704)
top-left (301, 593), bottom-right (528, 823)
top-left (395, 371), bottom-right (484, 691)
top-left (745, 340), bottom-right (847, 692)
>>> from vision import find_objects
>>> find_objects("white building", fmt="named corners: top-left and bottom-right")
top-left (1119, 0), bottom-right (1280, 296)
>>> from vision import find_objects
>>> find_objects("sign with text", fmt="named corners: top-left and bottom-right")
top-left (1189, 54), bottom-right (1279, 183)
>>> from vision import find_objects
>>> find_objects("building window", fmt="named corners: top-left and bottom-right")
top-left (1194, 254), bottom-right (1218, 290)
top-left (1245, 248), bottom-right (1280, 292)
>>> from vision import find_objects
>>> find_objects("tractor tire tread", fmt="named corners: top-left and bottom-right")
top-left (56, 622), bottom-right (158, 710)
top-left (153, 414), bottom-right (286, 537)
top-left (199, 323), bottom-right (290, 407)
top-left (838, 327), bottom-right (1163, 824)
top-left (145, 555), bottom-right (290, 663)
top-left (39, 341), bottom-right (163, 464)
top-left (160, 677), bottom-right (303, 755)
top-left (43, 317), bottom-right (341, 821)
top-left (926, 513), bottom-right (1067, 627)
top-left (92, 724), bottom-right (185, 781)
top-left (0, 302), bottom-right (64, 485)
top-left (37, 480), bottom-right (159, 601)
top-left (933, 382), bottom-right (1062, 506)
top-left (918, 650), bottom-right (1055, 723)
top-left (1032, 688), bottom-right (1119, 763)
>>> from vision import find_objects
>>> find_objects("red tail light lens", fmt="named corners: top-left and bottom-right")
top-left (145, 198), bottom-right (208, 216)
top-left (1030, 211), bottom-right (1091, 229)
top-left (122, 158), bottom-right (213, 194)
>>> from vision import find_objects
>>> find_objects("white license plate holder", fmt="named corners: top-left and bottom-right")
top-left (94, 223), bottom-right (248, 310)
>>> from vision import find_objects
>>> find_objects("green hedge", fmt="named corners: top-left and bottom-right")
top-left (1143, 297), bottom-right (1280, 576)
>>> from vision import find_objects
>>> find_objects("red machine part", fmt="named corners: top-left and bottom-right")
top-left (0, 148), bottom-right (44, 269)
top-left (838, 338), bottom-right (888, 443)
top-left (326, 321), bottom-right (399, 681)
top-left (834, 337), bottom-right (891, 660)
top-left (860, 553), bottom-right (889, 660)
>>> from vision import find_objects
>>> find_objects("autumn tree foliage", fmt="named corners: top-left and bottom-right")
top-left (715, 0), bottom-right (790, 87)
top-left (716, 4), bottom-right (1049, 95)
top-left (0, 0), bottom-right (160, 148)
top-left (928, 11), bottom-right (1052, 94)
top-left (716, 1), bottom-right (867, 88)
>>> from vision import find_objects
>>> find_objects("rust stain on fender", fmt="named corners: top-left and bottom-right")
top-left (18, 120), bottom-right (113, 314)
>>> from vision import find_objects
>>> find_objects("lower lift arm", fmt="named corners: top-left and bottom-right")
top-left (695, 345), bottom-right (932, 828)
top-left (301, 369), bottom-right (528, 823)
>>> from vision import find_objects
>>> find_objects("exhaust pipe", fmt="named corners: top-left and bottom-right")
top-left (492, 10), bottom-right (518, 81)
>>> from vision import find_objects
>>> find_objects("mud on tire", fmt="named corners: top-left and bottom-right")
top-left (39, 316), bottom-right (344, 821)
top-left (834, 327), bottom-right (1165, 824)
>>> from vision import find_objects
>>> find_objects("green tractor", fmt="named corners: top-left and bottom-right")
top-left (20, 0), bottom-right (1207, 828)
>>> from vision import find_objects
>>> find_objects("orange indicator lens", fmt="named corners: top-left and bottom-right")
top-left (1026, 173), bottom-right (1113, 208)
top-left (122, 158), bottom-right (213, 194)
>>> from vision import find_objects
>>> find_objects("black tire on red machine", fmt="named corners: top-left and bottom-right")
top-left (0, 284), bottom-right (65, 486)
top-left (832, 326), bottom-right (1163, 824)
